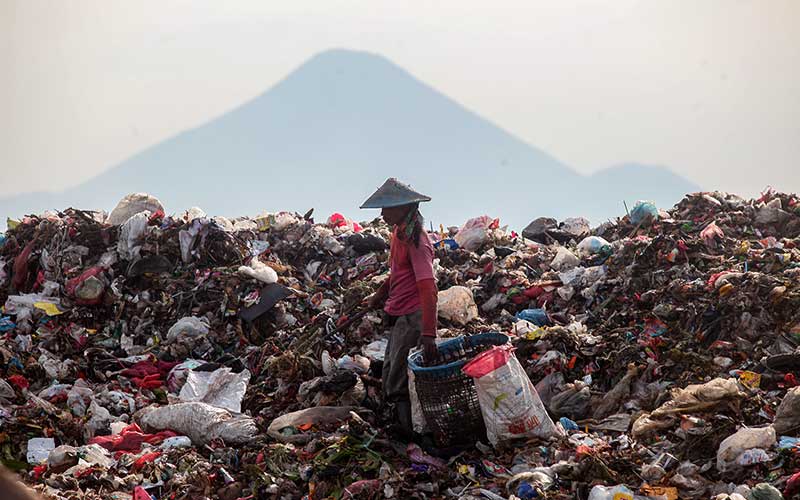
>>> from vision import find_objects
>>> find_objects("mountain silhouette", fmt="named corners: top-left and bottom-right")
top-left (0, 49), bottom-right (699, 229)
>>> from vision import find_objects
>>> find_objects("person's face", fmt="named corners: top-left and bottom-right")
top-left (381, 205), bottom-right (410, 226)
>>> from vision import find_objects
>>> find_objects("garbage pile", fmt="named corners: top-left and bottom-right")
top-left (1, 190), bottom-right (800, 499)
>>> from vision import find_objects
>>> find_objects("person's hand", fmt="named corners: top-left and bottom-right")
top-left (363, 293), bottom-right (383, 311)
top-left (421, 335), bottom-right (438, 364)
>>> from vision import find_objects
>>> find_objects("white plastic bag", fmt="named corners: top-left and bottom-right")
top-left (166, 316), bottom-right (209, 343)
top-left (438, 286), bottom-right (478, 325)
top-left (587, 485), bottom-right (634, 500)
top-left (238, 257), bottom-right (278, 284)
top-left (179, 367), bottom-right (251, 413)
top-left (576, 236), bottom-right (611, 257)
top-left (407, 349), bottom-right (428, 434)
top-left (167, 359), bottom-right (204, 393)
top-left (362, 339), bottom-right (388, 362)
top-left (117, 211), bottom-right (150, 261)
top-left (454, 216), bottom-right (495, 252)
top-left (717, 425), bottom-right (776, 472)
top-left (550, 247), bottom-right (580, 270)
top-left (463, 345), bottom-right (562, 446)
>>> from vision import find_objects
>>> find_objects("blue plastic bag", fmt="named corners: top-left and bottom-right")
top-left (559, 416), bottom-right (579, 431)
top-left (515, 309), bottom-right (549, 326)
top-left (630, 200), bottom-right (658, 225)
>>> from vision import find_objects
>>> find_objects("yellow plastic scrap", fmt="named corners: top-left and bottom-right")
top-left (738, 371), bottom-right (762, 390)
top-left (525, 328), bottom-right (545, 341)
top-left (256, 215), bottom-right (273, 232)
top-left (33, 302), bottom-right (64, 316)
top-left (6, 218), bottom-right (20, 230)
top-left (718, 283), bottom-right (734, 296)
top-left (737, 241), bottom-right (750, 255)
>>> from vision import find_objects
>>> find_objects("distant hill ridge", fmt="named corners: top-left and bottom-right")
top-left (0, 49), bottom-right (700, 229)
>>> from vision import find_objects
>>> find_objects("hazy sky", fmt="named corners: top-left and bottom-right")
top-left (3, 0), bottom-right (798, 199)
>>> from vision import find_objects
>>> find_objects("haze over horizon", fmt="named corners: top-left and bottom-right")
top-left (3, 0), bottom-right (799, 203)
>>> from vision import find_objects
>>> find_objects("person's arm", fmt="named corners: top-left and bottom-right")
top-left (409, 236), bottom-right (438, 361)
top-left (367, 276), bottom-right (391, 310)
top-left (417, 278), bottom-right (438, 337)
top-left (0, 467), bottom-right (42, 500)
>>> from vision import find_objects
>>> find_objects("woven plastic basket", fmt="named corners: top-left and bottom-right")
top-left (408, 332), bottom-right (509, 446)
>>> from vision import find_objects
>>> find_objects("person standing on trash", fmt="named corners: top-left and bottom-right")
top-left (361, 178), bottom-right (438, 437)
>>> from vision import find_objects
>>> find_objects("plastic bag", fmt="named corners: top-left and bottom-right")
top-left (438, 286), bottom-right (479, 325)
top-left (362, 339), bottom-right (388, 362)
top-left (773, 386), bottom-right (800, 435)
top-left (587, 485), bottom-right (634, 500)
top-left (630, 200), bottom-right (658, 225)
top-left (549, 382), bottom-right (591, 420)
top-left (238, 257), bottom-right (278, 284)
top-left (561, 217), bottom-right (590, 237)
top-left (117, 211), bottom-right (150, 261)
top-left (550, 247), bottom-right (580, 270)
top-left (576, 236), bottom-right (612, 257)
top-left (108, 193), bottom-right (164, 225)
top-left (463, 345), bottom-right (562, 446)
top-left (138, 401), bottom-right (257, 445)
top-left (166, 317), bottom-right (209, 343)
top-left (336, 355), bottom-right (370, 374)
top-left (179, 367), bottom-right (251, 413)
top-left (515, 309), bottom-right (549, 326)
top-left (717, 425), bottom-right (776, 472)
top-left (454, 215), bottom-right (496, 252)
top-left (167, 359), bottom-right (204, 393)
top-left (408, 349), bottom-right (428, 434)
top-left (183, 206), bottom-right (206, 222)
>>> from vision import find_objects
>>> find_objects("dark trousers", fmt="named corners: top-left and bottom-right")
top-left (382, 310), bottom-right (422, 403)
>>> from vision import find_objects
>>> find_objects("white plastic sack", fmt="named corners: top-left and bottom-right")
top-left (108, 193), bottom-right (164, 226)
top-left (454, 216), bottom-right (494, 252)
top-left (238, 257), bottom-right (278, 284)
top-left (717, 425), bottom-right (776, 473)
top-left (438, 286), bottom-right (478, 325)
top-left (179, 367), bottom-right (250, 413)
top-left (463, 346), bottom-right (563, 446)
top-left (117, 211), bottom-right (150, 261)
top-left (138, 401), bottom-right (257, 445)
